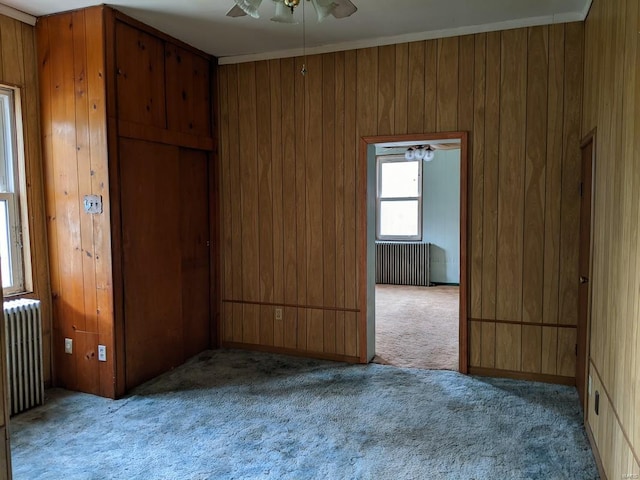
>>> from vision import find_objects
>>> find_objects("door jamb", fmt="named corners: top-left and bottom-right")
top-left (358, 131), bottom-right (469, 373)
top-left (579, 128), bottom-right (597, 417)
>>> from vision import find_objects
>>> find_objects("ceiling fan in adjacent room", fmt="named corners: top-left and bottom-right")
top-left (227, 0), bottom-right (357, 23)
top-left (379, 143), bottom-right (461, 162)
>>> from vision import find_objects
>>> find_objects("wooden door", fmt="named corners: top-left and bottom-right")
top-left (120, 138), bottom-right (211, 390)
top-left (120, 138), bottom-right (182, 389)
top-left (179, 148), bottom-right (211, 358)
top-left (0, 272), bottom-right (12, 479)
top-left (577, 135), bottom-right (594, 410)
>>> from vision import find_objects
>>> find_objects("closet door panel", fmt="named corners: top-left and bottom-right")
top-left (120, 138), bottom-right (181, 389)
top-left (180, 148), bottom-right (211, 358)
top-left (115, 22), bottom-right (166, 128)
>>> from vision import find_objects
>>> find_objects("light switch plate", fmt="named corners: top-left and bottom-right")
top-left (83, 194), bottom-right (102, 214)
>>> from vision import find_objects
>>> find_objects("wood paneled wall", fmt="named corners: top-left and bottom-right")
top-left (582, 0), bottom-right (640, 476)
top-left (37, 8), bottom-right (115, 397)
top-left (0, 14), bottom-right (52, 386)
top-left (218, 23), bottom-right (584, 377)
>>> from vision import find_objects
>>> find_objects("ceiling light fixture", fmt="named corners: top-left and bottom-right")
top-left (228, 0), bottom-right (357, 23)
top-left (405, 145), bottom-right (435, 162)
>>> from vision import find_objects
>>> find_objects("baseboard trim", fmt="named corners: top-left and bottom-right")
top-left (469, 367), bottom-right (575, 386)
top-left (585, 422), bottom-right (607, 480)
top-left (222, 342), bottom-right (361, 364)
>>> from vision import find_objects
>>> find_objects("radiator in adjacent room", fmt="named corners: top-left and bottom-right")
top-left (4, 298), bottom-right (44, 416)
top-left (375, 242), bottom-right (430, 286)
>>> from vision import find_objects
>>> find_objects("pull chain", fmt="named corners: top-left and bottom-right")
top-left (301, 0), bottom-right (307, 75)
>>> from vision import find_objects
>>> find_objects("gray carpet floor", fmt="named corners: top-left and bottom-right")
top-left (11, 349), bottom-right (598, 479)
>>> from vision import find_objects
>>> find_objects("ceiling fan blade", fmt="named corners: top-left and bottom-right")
top-left (310, 0), bottom-right (336, 22)
top-left (233, 0), bottom-right (263, 18)
top-left (331, 0), bottom-right (357, 18)
top-left (226, 4), bottom-right (248, 17)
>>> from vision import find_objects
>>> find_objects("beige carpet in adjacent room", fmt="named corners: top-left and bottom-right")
top-left (373, 284), bottom-right (459, 371)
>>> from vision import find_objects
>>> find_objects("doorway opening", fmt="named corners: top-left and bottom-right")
top-left (358, 132), bottom-right (468, 373)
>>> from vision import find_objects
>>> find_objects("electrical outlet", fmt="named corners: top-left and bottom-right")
top-left (64, 338), bottom-right (73, 354)
top-left (275, 308), bottom-right (283, 321)
top-left (98, 345), bottom-right (107, 362)
top-left (83, 194), bottom-right (102, 214)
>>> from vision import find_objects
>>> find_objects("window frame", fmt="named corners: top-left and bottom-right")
top-left (376, 155), bottom-right (423, 242)
top-left (0, 85), bottom-right (30, 296)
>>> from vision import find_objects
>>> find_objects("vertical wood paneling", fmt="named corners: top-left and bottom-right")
top-left (481, 31), bottom-right (500, 323)
top-left (480, 31), bottom-right (501, 368)
top-left (165, 44), bottom-right (211, 136)
top-left (436, 37), bottom-right (458, 131)
top-left (542, 24), bottom-right (565, 326)
top-left (219, 65), bottom-right (232, 303)
top-left (521, 325), bottom-right (542, 373)
top-left (495, 324), bottom-right (521, 371)
top-left (344, 49), bottom-right (357, 311)
top-left (541, 327), bottom-right (558, 374)
top-left (219, 23), bottom-right (585, 372)
top-left (470, 33), bottom-right (486, 319)
top-left (238, 63), bottom-right (259, 308)
top-left (256, 61), bottom-right (273, 307)
top-left (407, 42), bottom-right (425, 134)
top-left (114, 21), bottom-right (166, 128)
top-left (45, 13), bottom-right (83, 390)
top-left (322, 54), bottom-right (336, 353)
top-left (0, 15), bottom-right (52, 387)
top-left (306, 54), bottom-right (324, 311)
top-left (295, 57), bottom-right (307, 316)
top-left (583, 0), bottom-right (640, 474)
top-left (558, 23), bottom-right (583, 326)
top-left (394, 43), bottom-right (408, 134)
top-left (269, 58), bottom-right (284, 346)
top-left (280, 58), bottom-right (297, 347)
top-left (334, 51), bottom-right (346, 353)
top-left (238, 63), bottom-right (259, 343)
top-left (227, 65), bottom-right (243, 304)
top-left (377, 45), bottom-right (395, 136)
top-left (496, 28), bottom-right (527, 323)
top-left (424, 40), bottom-right (437, 133)
top-left (469, 320), bottom-right (482, 367)
top-left (522, 26), bottom-right (548, 328)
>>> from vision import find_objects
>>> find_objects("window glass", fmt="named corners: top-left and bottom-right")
top-left (376, 157), bottom-right (422, 241)
top-left (0, 86), bottom-right (27, 294)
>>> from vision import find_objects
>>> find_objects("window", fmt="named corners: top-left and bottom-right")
top-left (376, 156), bottom-right (422, 241)
top-left (0, 86), bottom-right (28, 294)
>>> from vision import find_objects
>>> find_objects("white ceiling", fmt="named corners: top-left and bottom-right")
top-left (2, 0), bottom-right (591, 63)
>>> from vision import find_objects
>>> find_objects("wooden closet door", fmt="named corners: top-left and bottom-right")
top-left (120, 138), bottom-right (183, 389)
top-left (120, 139), bottom-right (211, 390)
top-left (179, 149), bottom-right (211, 358)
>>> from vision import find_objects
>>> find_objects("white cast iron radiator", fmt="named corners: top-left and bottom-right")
top-left (4, 298), bottom-right (44, 416)
top-left (375, 242), bottom-right (430, 287)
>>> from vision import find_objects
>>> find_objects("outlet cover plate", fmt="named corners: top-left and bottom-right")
top-left (98, 345), bottom-right (107, 362)
top-left (64, 338), bottom-right (73, 354)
